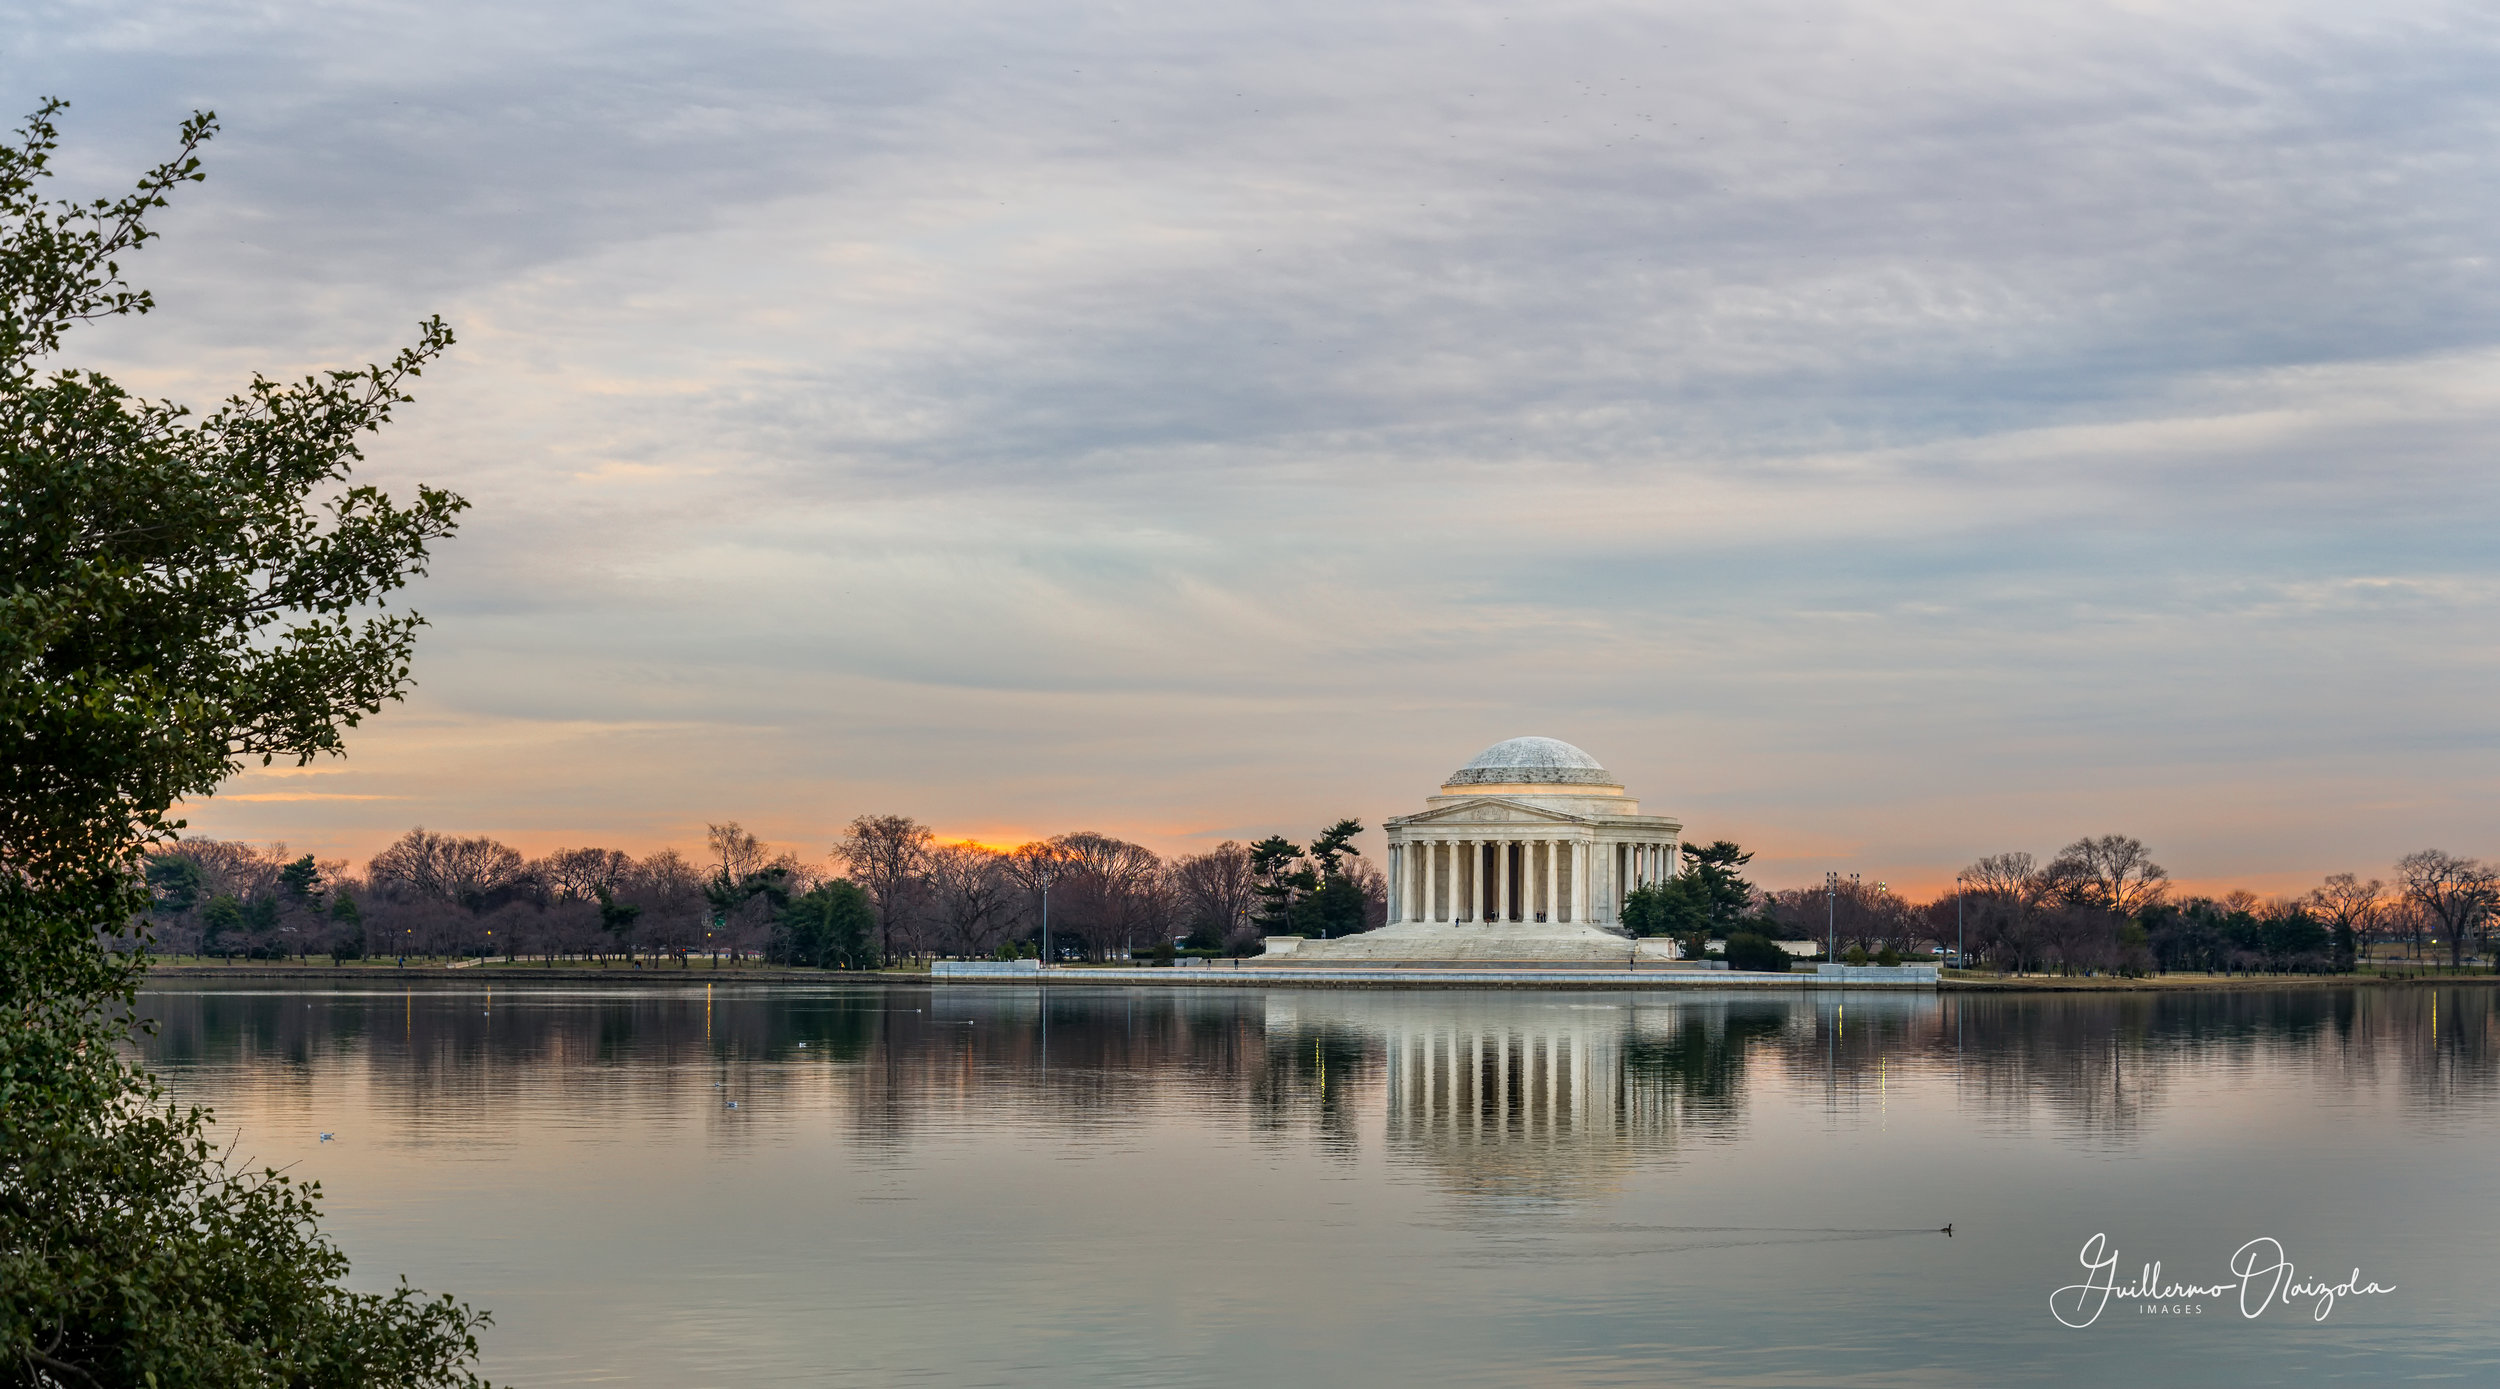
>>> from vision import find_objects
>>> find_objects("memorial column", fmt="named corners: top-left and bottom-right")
top-left (1563, 840), bottom-right (1577, 922)
top-left (1423, 839), bottom-right (1437, 923)
top-left (1386, 842), bottom-right (1399, 923)
top-left (1411, 841), bottom-right (1424, 923)
top-left (1433, 840), bottom-right (1445, 922)
top-left (1495, 840), bottom-right (1510, 923)
top-left (1422, 841), bottom-right (1437, 923)
top-left (1590, 839), bottom-right (1604, 924)
top-left (1530, 839), bottom-right (1550, 929)
top-left (1575, 838), bottom-right (1587, 923)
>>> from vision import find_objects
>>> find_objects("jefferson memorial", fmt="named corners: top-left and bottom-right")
top-left (1274, 736), bottom-right (1685, 962)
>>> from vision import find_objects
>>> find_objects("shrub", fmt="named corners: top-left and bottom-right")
top-left (1724, 933), bottom-right (1791, 973)
top-left (1876, 946), bottom-right (1901, 967)
top-left (1843, 944), bottom-right (1870, 966)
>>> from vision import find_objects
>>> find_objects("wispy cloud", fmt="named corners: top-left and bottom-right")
top-left (21, 0), bottom-right (2499, 890)
top-left (217, 794), bottom-right (406, 803)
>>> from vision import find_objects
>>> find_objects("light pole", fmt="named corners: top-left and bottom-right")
top-left (1825, 871), bottom-right (1838, 963)
top-left (1022, 849), bottom-right (1063, 971)
top-left (1955, 872), bottom-right (1966, 971)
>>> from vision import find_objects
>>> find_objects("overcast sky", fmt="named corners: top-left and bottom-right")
top-left (14, 0), bottom-right (2499, 892)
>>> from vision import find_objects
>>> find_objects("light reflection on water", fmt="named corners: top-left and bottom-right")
top-left (135, 981), bottom-right (2500, 1387)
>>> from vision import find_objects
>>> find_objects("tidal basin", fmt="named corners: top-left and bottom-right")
top-left (135, 982), bottom-right (2500, 1386)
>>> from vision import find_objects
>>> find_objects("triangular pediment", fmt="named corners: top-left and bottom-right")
top-left (1395, 797), bottom-right (1587, 827)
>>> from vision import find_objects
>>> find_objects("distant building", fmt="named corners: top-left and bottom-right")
top-left (1275, 736), bottom-right (1683, 963)
top-left (1384, 736), bottom-right (1682, 928)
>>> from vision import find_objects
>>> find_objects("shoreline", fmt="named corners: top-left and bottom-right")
top-left (1937, 971), bottom-right (2497, 992)
top-left (135, 963), bottom-right (2500, 992)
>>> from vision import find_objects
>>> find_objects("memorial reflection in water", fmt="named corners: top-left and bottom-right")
top-left (1263, 991), bottom-right (1939, 1195)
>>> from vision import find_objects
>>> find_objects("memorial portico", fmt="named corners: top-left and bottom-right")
top-left (1272, 736), bottom-right (1684, 963)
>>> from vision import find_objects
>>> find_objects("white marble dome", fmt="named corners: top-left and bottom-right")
top-left (1445, 736), bottom-right (1621, 788)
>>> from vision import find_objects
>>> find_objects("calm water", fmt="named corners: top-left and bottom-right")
top-left (134, 980), bottom-right (2500, 1387)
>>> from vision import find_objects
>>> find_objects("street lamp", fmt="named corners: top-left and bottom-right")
top-left (1019, 847), bottom-right (1064, 972)
top-left (1955, 872), bottom-right (1967, 971)
top-left (1825, 871), bottom-right (1838, 963)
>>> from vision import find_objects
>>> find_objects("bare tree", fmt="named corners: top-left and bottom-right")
top-left (1765, 879), bottom-right (1921, 959)
top-left (1963, 851), bottom-right (2051, 972)
top-left (1964, 851), bottom-right (2044, 905)
top-left (534, 847), bottom-right (635, 902)
top-left (1170, 841), bottom-right (1257, 948)
top-left (707, 821), bottom-right (769, 884)
top-left (2048, 835), bottom-right (2169, 919)
top-left (1045, 831), bottom-right (1168, 959)
top-left (696, 823), bottom-right (792, 960)
top-left (1345, 857), bottom-right (1391, 933)
top-left (771, 852), bottom-right (825, 896)
top-left (926, 842), bottom-right (1018, 957)
top-left (2396, 850), bottom-right (2498, 969)
top-left (2308, 873), bottom-right (2386, 965)
top-left (838, 814), bottom-right (935, 960)
top-left (179, 838), bottom-right (287, 902)
top-left (369, 827), bottom-right (528, 909)
top-left (623, 847), bottom-right (708, 961)
top-left (1006, 840), bottom-right (1072, 958)
top-left (2379, 897), bottom-right (2420, 962)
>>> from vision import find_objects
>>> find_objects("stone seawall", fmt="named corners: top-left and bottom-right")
top-left (939, 965), bottom-right (1932, 989)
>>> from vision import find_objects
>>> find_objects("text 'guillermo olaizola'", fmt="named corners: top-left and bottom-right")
top-left (2052, 1234), bottom-right (2396, 1328)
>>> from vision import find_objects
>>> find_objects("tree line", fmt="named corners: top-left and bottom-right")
top-left (141, 821), bottom-right (2498, 977)
top-left (1920, 841), bottom-right (2497, 976)
top-left (132, 813), bottom-right (1392, 967)
top-left (1623, 834), bottom-right (2499, 976)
